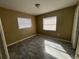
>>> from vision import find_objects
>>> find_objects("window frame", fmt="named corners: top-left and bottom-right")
top-left (17, 17), bottom-right (32, 29)
top-left (43, 16), bottom-right (57, 31)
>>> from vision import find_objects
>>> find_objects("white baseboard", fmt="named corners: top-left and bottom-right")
top-left (7, 34), bottom-right (71, 47)
top-left (37, 34), bottom-right (71, 43)
top-left (7, 34), bottom-right (36, 47)
top-left (56, 38), bottom-right (71, 43)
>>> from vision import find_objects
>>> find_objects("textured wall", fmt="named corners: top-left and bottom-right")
top-left (0, 7), bottom-right (36, 45)
top-left (36, 6), bottom-right (76, 41)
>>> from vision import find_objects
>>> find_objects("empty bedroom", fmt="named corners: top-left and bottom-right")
top-left (0, 0), bottom-right (79, 59)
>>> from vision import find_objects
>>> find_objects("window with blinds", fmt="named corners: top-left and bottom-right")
top-left (43, 16), bottom-right (57, 31)
top-left (17, 17), bottom-right (32, 29)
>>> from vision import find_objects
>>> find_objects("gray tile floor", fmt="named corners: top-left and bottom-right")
top-left (8, 35), bottom-right (75, 59)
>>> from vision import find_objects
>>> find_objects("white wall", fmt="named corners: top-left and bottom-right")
top-left (71, 5), bottom-right (79, 49)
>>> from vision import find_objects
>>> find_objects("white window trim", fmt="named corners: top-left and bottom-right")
top-left (43, 16), bottom-right (57, 31)
top-left (17, 17), bottom-right (32, 29)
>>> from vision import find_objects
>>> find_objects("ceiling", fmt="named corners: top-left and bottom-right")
top-left (0, 0), bottom-right (78, 15)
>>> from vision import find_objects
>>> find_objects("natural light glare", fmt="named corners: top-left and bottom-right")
top-left (44, 40), bottom-right (72, 59)
top-left (45, 40), bottom-right (66, 52)
top-left (43, 16), bottom-right (57, 31)
top-left (17, 17), bottom-right (32, 29)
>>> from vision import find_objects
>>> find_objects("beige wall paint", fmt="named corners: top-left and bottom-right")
top-left (36, 6), bottom-right (76, 41)
top-left (0, 6), bottom-right (76, 45)
top-left (0, 7), bottom-right (36, 45)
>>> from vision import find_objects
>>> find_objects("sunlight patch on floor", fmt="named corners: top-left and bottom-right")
top-left (44, 40), bottom-right (72, 59)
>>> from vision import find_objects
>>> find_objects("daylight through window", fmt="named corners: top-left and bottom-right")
top-left (43, 16), bottom-right (57, 31)
top-left (17, 17), bottom-right (32, 29)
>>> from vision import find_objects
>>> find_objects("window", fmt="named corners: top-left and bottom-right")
top-left (43, 16), bottom-right (57, 31)
top-left (17, 17), bottom-right (32, 29)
